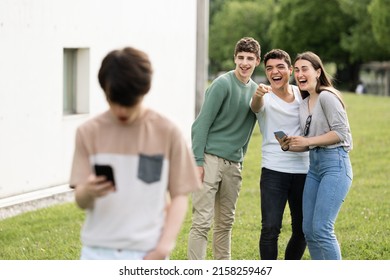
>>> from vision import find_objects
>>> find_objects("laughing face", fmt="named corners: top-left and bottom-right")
top-left (234, 51), bottom-right (260, 84)
top-left (294, 59), bottom-right (321, 94)
top-left (265, 58), bottom-right (292, 91)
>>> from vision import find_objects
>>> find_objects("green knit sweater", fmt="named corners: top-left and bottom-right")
top-left (192, 70), bottom-right (257, 166)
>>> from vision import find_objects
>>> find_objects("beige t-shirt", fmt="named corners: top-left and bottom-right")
top-left (70, 109), bottom-right (201, 251)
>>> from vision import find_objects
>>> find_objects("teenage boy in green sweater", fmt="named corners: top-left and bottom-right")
top-left (188, 37), bottom-right (261, 260)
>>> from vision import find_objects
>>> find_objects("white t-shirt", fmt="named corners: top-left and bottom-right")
top-left (70, 109), bottom-right (201, 251)
top-left (253, 85), bottom-right (309, 173)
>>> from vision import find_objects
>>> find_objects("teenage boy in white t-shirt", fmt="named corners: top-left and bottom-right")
top-left (250, 49), bottom-right (309, 260)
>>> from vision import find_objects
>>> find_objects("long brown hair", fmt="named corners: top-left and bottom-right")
top-left (294, 51), bottom-right (345, 108)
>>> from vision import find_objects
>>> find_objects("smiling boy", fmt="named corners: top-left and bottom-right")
top-left (250, 49), bottom-right (309, 260)
top-left (188, 37), bottom-right (261, 260)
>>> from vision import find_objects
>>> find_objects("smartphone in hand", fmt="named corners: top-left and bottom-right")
top-left (274, 131), bottom-right (287, 139)
top-left (94, 164), bottom-right (116, 190)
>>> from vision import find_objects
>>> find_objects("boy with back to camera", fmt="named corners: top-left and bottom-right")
top-left (69, 47), bottom-right (202, 260)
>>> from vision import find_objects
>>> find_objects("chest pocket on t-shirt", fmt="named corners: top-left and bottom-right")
top-left (138, 154), bottom-right (164, 184)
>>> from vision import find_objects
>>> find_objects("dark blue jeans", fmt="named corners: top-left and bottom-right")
top-left (259, 167), bottom-right (307, 260)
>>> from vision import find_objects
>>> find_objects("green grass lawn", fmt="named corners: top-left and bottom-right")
top-left (0, 93), bottom-right (389, 260)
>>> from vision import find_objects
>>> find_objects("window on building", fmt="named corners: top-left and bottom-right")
top-left (63, 48), bottom-right (90, 115)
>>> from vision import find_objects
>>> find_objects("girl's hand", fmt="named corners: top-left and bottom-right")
top-left (289, 136), bottom-right (310, 148)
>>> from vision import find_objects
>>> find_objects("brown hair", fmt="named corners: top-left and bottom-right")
top-left (234, 37), bottom-right (261, 60)
top-left (264, 49), bottom-right (292, 67)
top-left (294, 51), bottom-right (345, 108)
top-left (98, 47), bottom-right (153, 107)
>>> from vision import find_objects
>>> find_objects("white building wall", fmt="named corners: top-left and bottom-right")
top-left (0, 0), bottom-right (198, 199)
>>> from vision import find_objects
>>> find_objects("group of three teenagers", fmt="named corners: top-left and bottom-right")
top-left (189, 37), bottom-right (353, 261)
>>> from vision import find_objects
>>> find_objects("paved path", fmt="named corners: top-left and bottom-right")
top-left (0, 191), bottom-right (74, 220)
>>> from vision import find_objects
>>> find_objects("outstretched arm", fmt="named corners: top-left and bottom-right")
top-left (250, 83), bottom-right (272, 113)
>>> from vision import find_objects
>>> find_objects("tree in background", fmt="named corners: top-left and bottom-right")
top-left (337, 0), bottom-right (390, 89)
top-left (208, 0), bottom-right (390, 91)
top-left (338, 0), bottom-right (387, 62)
top-left (268, 0), bottom-right (358, 90)
top-left (269, 0), bottom-right (353, 63)
top-left (369, 0), bottom-right (390, 54)
top-left (208, 0), bottom-right (274, 76)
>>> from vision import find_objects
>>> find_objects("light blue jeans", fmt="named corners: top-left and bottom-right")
top-left (303, 147), bottom-right (353, 260)
top-left (80, 246), bottom-right (147, 260)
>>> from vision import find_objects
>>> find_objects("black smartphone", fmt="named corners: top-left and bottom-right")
top-left (274, 130), bottom-right (287, 139)
top-left (94, 164), bottom-right (116, 189)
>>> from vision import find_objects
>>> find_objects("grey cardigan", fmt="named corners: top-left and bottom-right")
top-left (299, 90), bottom-right (353, 152)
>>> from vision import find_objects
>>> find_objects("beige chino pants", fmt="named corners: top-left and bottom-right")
top-left (187, 153), bottom-right (242, 260)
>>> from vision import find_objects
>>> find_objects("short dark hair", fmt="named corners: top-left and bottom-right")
top-left (263, 49), bottom-right (292, 67)
top-left (234, 37), bottom-right (261, 60)
top-left (98, 47), bottom-right (153, 107)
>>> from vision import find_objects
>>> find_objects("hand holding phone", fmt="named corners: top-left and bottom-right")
top-left (94, 164), bottom-right (116, 190)
top-left (274, 131), bottom-right (287, 139)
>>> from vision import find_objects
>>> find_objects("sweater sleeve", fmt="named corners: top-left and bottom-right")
top-left (191, 79), bottom-right (227, 166)
top-left (319, 91), bottom-right (350, 142)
